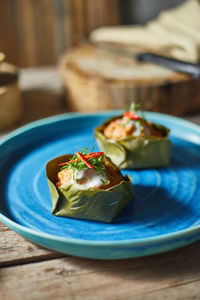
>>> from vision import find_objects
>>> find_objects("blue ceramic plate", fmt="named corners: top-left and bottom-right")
top-left (0, 111), bottom-right (200, 259)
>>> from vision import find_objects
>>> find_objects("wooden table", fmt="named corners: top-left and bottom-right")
top-left (1, 69), bottom-right (200, 300)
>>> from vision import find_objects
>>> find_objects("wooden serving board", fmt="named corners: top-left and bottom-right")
top-left (59, 44), bottom-right (200, 115)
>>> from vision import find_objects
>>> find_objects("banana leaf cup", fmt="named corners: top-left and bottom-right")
top-left (46, 154), bottom-right (133, 223)
top-left (95, 116), bottom-right (172, 169)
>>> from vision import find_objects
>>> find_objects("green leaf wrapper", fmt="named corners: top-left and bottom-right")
top-left (95, 116), bottom-right (172, 169)
top-left (46, 154), bottom-right (133, 223)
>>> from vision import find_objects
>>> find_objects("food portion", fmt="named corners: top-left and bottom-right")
top-left (46, 148), bottom-right (133, 222)
top-left (103, 107), bottom-right (164, 141)
top-left (95, 103), bottom-right (172, 169)
top-left (56, 150), bottom-right (124, 190)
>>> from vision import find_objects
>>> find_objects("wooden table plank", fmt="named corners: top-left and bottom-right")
top-left (185, 115), bottom-right (200, 125)
top-left (0, 223), bottom-right (66, 267)
top-left (1, 243), bottom-right (200, 300)
top-left (129, 282), bottom-right (200, 300)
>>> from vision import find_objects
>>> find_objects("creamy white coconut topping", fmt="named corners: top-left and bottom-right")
top-left (121, 117), bottom-right (151, 137)
top-left (73, 168), bottom-right (108, 188)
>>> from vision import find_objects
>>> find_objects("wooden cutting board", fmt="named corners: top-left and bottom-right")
top-left (59, 44), bottom-right (200, 115)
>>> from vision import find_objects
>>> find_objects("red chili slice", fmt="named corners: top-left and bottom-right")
top-left (77, 151), bottom-right (94, 169)
top-left (86, 152), bottom-right (104, 158)
top-left (123, 111), bottom-right (141, 120)
top-left (59, 152), bottom-right (104, 166)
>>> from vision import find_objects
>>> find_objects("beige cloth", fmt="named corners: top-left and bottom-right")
top-left (90, 0), bottom-right (200, 63)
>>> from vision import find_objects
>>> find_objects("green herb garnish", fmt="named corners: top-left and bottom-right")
top-left (60, 147), bottom-right (106, 176)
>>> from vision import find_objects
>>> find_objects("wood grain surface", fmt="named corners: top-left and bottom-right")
top-left (0, 68), bottom-right (200, 299)
top-left (1, 220), bottom-right (200, 300)
top-left (0, 223), bottom-right (65, 267)
top-left (0, 0), bottom-right (119, 67)
top-left (59, 44), bottom-right (200, 115)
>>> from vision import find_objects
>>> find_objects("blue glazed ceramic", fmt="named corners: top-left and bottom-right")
top-left (0, 111), bottom-right (200, 259)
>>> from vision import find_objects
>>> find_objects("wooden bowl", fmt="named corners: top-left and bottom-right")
top-left (0, 62), bottom-right (22, 130)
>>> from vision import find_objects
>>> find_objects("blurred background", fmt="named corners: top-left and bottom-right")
top-left (0, 0), bottom-right (199, 131)
top-left (0, 0), bottom-right (186, 67)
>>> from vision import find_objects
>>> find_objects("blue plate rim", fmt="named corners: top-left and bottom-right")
top-left (0, 110), bottom-right (200, 246)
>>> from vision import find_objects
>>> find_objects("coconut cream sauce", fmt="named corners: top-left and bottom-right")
top-left (121, 116), bottom-right (151, 137)
top-left (63, 168), bottom-right (108, 188)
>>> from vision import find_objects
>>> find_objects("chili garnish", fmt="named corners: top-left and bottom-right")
top-left (59, 152), bottom-right (104, 167)
top-left (123, 111), bottom-right (141, 120)
top-left (77, 151), bottom-right (94, 169)
top-left (85, 152), bottom-right (104, 159)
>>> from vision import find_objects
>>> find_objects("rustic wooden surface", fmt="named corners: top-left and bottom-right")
top-left (1, 217), bottom-right (200, 300)
top-left (60, 44), bottom-right (200, 115)
top-left (0, 67), bottom-right (200, 299)
top-left (0, 0), bottom-right (119, 67)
